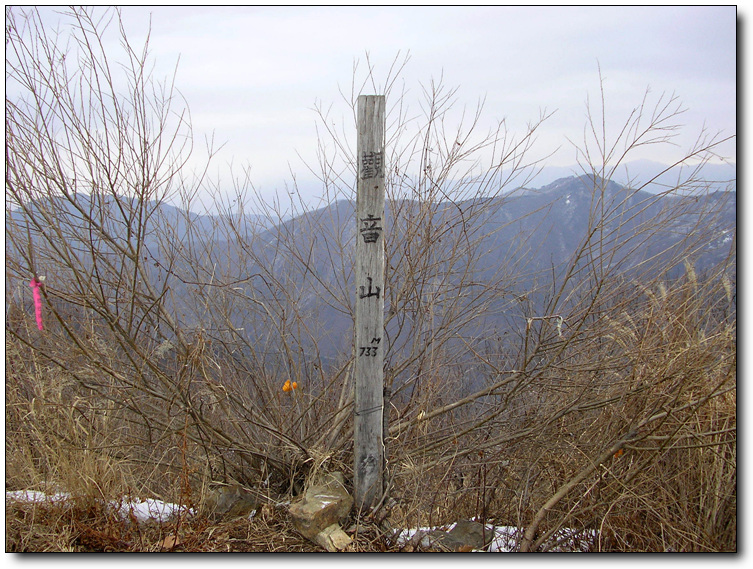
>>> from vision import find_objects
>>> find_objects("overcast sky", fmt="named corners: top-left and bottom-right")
top-left (21, 4), bottom-right (737, 205)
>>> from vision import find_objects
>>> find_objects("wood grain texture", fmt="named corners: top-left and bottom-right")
top-left (354, 95), bottom-right (386, 510)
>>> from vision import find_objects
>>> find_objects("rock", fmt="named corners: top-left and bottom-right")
top-left (288, 471), bottom-right (354, 541)
top-left (204, 483), bottom-right (259, 518)
top-left (314, 523), bottom-right (353, 552)
top-left (414, 530), bottom-right (463, 551)
top-left (447, 520), bottom-right (492, 550)
top-left (411, 520), bottom-right (492, 552)
top-left (289, 493), bottom-right (345, 540)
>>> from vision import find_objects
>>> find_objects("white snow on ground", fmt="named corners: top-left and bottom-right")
top-left (394, 523), bottom-right (520, 552)
top-left (6, 489), bottom-right (193, 524)
top-left (393, 521), bottom-right (596, 552)
top-left (112, 496), bottom-right (194, 523)
top-left (6, 489), bottom-right (71, 505)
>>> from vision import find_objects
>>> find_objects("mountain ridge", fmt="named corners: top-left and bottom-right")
top-left (6, 174), bottom-right (736, 365)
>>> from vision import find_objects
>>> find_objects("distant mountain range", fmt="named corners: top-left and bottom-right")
top-left (521, 159), bottom-right (736, 194)
top-left (254, 173), bottom-right (736, 286)
top-left (7, 173), bottom-right (736, 365)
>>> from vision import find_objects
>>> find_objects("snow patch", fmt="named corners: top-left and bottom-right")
top-left (113, 496), bottom-right (195, 523)
top-left (6, 489), bottom-right (194, 523)
top-left (393, 521), bottom-right (596, 552)
top-left (6, 489), bottom-right (71, 504)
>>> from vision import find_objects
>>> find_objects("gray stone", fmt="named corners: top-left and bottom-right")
top-left (411, 520), bottom-right (492, 552)
top-left (288, 471), bottom-right (354, 541)
top-left (447, 520), bottom-right (492, 550)
top-left (204, 483), bottom-right (259, 518)
top-left (314, 523), bottom-right (353, 552)
top-left (418, 530), bottom-right (465, 551)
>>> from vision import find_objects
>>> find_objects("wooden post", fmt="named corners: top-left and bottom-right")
top-left (354, 95), bottom-right (386, 511)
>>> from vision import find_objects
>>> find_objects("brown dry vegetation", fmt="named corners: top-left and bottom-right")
top-left (5, 7), bottom-right (735, 552)
top-left (4, 489), bottom-right (388, 552)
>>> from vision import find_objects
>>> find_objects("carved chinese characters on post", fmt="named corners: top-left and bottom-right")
top-left (358, 209), bottom-right (382, 356)
top-left (358, 211), bottom-right (382, 355)
top-left (359, 276), bottom-right (381, 299)
top-left (360, 214), bottom-right (383, 244)
top-left (361, 151), bottom-right (383, 180)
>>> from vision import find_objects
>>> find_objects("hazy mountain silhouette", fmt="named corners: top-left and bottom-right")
top-left (7, 175), bottom-right (735, 364)
top-left (207, 174), bottom-right (735, 362)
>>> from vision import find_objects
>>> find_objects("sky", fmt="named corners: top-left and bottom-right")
top-left (12, 4), bottom-right (737, 207)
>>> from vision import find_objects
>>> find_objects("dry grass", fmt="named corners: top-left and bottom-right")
top-left (366, 269), bottom-right (737, 552)
top-left (4, 496), bottom-right (387, 552)
top-left (4, 333), bottom-right (386, 552)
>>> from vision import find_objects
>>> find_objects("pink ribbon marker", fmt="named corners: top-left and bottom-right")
top-left (29, 278), bottom-right (44, 331)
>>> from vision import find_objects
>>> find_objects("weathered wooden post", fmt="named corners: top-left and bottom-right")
top-left (354, 95), bottom-right (386, 511)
